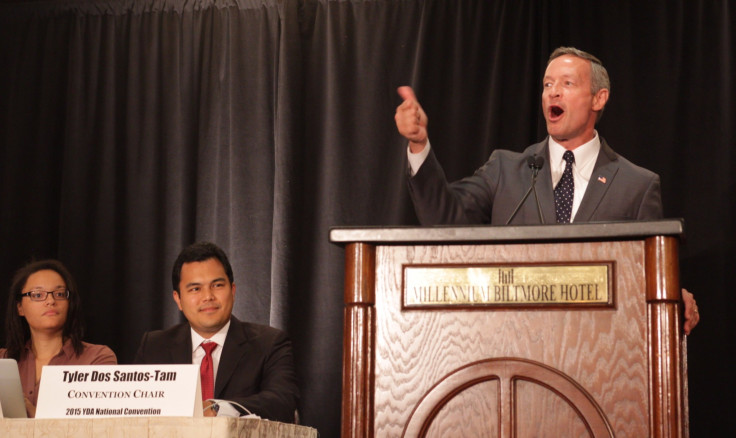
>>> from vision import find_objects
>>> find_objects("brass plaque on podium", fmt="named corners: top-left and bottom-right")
top-left (403, 263), bottom-right (613, 308)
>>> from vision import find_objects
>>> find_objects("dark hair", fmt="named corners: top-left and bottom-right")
top-left (172, 242), bottom-right (234, 293)
top-left (3, 259), bottom-right (85, 360)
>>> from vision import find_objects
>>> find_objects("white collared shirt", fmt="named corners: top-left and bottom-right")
top-left (548, 132), bottom-right (601, 222)
top-left (191, 320), bottom-right (231, 383)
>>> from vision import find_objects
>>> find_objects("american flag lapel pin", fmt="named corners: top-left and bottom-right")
top-left (597, 176), bottom-right (607, 184)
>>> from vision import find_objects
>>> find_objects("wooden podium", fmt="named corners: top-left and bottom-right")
top-left (331, 220), bottom-right (688, 438)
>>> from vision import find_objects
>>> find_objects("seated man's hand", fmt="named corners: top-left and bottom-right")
top-left (682, 288), bottom-right (699, 335)
top-left (203, 400), bottom-right (217, 417)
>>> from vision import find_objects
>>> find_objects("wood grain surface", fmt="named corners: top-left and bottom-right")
top-left (372, 241), bottom-right (649, 437)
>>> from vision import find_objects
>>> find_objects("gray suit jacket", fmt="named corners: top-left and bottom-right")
top-left (134, 316), bottom-right (299, 423)
top-left (408, 137), bottom-right (663, 225)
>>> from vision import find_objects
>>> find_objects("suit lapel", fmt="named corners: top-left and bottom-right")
top-left (215, 317), bottom-right (248, 396)
top-left (535, 141), bottom-right (557, 224)
top-left (574, 139), bottom-right (620, 222)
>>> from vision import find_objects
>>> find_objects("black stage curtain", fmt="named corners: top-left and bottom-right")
top-left (1, 1), bottom-right (734, 435)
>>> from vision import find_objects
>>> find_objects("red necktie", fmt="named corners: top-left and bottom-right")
top-left (199, 342), bottom-right (218, 402)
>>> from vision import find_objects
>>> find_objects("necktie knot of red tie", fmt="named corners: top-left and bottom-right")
top-left (202, 341), bottom-right (217, 355)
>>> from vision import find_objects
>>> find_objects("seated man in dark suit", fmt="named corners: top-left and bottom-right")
top-left (395, 46), bottom-right (700, 334)
top-left (134, 242), bottom-right (299, 423)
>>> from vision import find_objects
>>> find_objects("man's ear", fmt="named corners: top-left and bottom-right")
top-left (172, 290), bottom-right (183, 312)
top-left (592, 88), bottom-right (609, 111)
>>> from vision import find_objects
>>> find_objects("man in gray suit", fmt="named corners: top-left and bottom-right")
top-left (395, 46), bottom-right (699, 334)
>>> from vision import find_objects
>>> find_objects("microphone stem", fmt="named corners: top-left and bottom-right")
top-left (532, 176), bottom-right (545, 224)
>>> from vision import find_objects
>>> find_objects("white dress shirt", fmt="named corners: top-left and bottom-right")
top-left (548, 132), bottom-right (601, 222)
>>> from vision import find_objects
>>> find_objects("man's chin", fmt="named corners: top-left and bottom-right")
top-left (192, 319), bottom-right (228, 336)
top-left (546, 126), bottom-right (568, 141)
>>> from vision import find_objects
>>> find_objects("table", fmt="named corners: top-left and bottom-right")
top-left (0, 416), bottom-right (318, 437)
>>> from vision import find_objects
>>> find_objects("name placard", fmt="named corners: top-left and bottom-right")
top-left (36, 364), bottom-right (202, 418)
top-left (403, 263), bottom-right (612, 308)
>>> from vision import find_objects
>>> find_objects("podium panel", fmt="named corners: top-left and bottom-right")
top-left (332, 221), bottom-right (686, 438)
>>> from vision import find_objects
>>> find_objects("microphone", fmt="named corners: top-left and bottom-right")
top-left (528, 155), bottom-right (544, 177)
top-left (529, 156), bottom-right (546, 224)
top-left (505, 155), bottom-right (546, 225)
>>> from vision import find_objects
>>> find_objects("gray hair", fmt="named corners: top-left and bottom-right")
top-left (548, 47), bottom-right (610, 95)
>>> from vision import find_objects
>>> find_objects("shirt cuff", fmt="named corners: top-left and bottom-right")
top-left (407, 139), bottom-right (431, 176)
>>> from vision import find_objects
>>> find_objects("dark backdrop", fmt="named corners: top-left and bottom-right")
top-left (1, 0), bottom-right (733, 436)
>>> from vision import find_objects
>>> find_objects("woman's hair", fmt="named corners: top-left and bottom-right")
top-left (3, 259), bottom-right (85, 360)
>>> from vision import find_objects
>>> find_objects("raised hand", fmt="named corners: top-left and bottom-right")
top-left (395, 86), bottom-right (429, 153)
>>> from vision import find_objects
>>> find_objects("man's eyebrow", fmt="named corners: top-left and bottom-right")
top-left (184, 277), bottom-right (228, 289)
top-left (544, 73), bottom-right (576, 80)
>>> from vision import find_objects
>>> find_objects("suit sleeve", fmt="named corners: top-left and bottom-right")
top-left (132, 331), bottom-right (151, 364)
top-left (636, 173), bottom-right (664, 220)
top-left (408, 149), bottom-right (497, 225)
top-left (230, 331), bottom-right (299, 424)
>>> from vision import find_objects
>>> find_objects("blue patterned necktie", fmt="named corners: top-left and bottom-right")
top-left (554, 150), bottom-right (575, 223)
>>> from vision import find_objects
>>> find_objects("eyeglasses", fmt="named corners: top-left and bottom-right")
top-left (19, 288), bottom-right (70, 301)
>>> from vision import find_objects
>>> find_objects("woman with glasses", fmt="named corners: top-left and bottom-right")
top-left (1, 259), bottom-right (116, 417)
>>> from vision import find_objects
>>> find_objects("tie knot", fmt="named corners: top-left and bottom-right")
top-left (563, 150), bottom-right (575, 165)
top-left (201, 341), bottom-right (217, 355)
